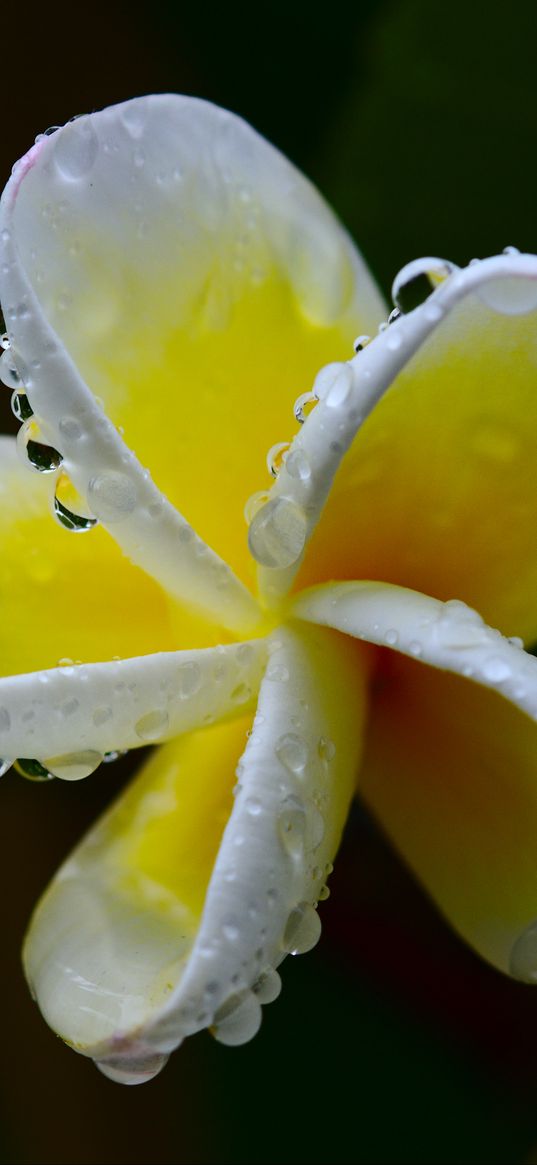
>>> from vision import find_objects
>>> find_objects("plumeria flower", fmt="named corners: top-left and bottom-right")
top-left (1, 96), bottom-right (537, 1087)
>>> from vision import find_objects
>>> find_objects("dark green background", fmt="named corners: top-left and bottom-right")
top-left (2, 2), bottom-right (537, 1162)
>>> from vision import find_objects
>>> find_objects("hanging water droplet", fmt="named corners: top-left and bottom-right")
top-left (0, 348), bottom-right (21, 388)
top-left (14, 758), bottom-right (55, 782)
top-left (318, 884), bottom-right (331, 901)
top-left (317, 736), bottom-right (336, 765)
top-left (54, 472), bottom-right (98, 533)
top-left (87, 470), bottom-right (137, 522)
top-left (53, 118), bottom-right (99, 181)
top-left (266, 441), bottom-right (290, 478)
top-left (11, 391), bottom-right (33, 422)
top-left (135, 709), bottom-right (169, 742)
top-left (96, 1052), bottom-right (169, 1085)
top-left (18, 419), bottom-right (62, 473)
top-left (211, 991), bottom-right (262, 1046)
top-left (253, 967), bottom-right (282, 1004)
top-left (0, 760), bottom-right (12, 777)
top-left (353, 335), bottom-right (371, 353)
top-left (44, 749), bottom-right (103, 781)
top-left (277, 794), bottom-right (307, 861)
top-left (294, 391), bottom-right (317, 424)
top-left (477, 274), bottom-right (537, 316)
top-left (0, 333), bottom-right (10, 351)
top-left (392, 257), bottom-right (457, 314)
top-left (388, 307), bottom-right (401, 324)
top-left (510, 920), bottom-right (537, 982)
top-left (275, 732), bottom-right (308, 776)
top-left (103, 749), bottom-right (127, 764)
top-left (248, 496), bottom-right (307, 569)
top-left (282, 901), bottom-right (322, 955)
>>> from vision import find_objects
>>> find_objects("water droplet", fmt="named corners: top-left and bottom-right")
top-left (482, 655), bottom-right (511, 683)
top-left (60, 697), bottom-right (79, 718)
top-left (0, 348), bottom-right (21, 388)
top-left (103, 749), bottom-right (127, 764)
top-left (266, 441), bottom-right (290, 478)
top-left (14, 758), bottom-right (55, 782)
top-left (510, 920), bottom-right (537, 982)
top-left (245, 796), bottom-right (263, 817)
top-left (266, 663), bottom-right (289, 683)
top-left (275, 732), bottom-right (308, 775)
top-left (87, 470), bottom-right (137, 523)
top-left (93, 705), bottom-right (113, 726)
top-left (11, 391), bottom-right (33, 422)
top-left (211, 991), bottom-right (262, 1046)
top-left (353, 335), bottom-right (371, 353)
top-left (277, 794), bottom-right (307, 861)
top-left (230, 682), bottom-right (251, 704)
top-left (317, 736), bottom-right (336, 765)
top-left (508, 636), bottom-right (524, 650)
top-left (282, 902), bottom-right (322, 955)
top-left (253, 968), bottom-right (282, 1004)
top-left (478, 274), bottom-right (537, 316)
top-left (248, 497), bottom-right (307, 569)
top-left (0, 333), bottom-right (10, 351)
top-left (135, 709), bottom-right (169, 742)
top-left (384, 629), bottom-right (399, 647)
top-left (53, 118), bottom-right (98, 181)
top-left (243, 490), bottom-right (270, 525)
top-left (325, 365), bottom-right (353, 410)
top-left (44, 749), bottom-right (103, 781)
top-left (54, 472), bottom-right (98, 533)
top-left (294, 391), bottom-right (317, 424)
top-left (392, 257), bottom-right (457, 314)
top-left (318, 884), bottom-right (331, 901)
top-left (58, 415), bottom-right (83, 441)
top-left (285, 448), bottom-right (311, 482)
top-left (176, 660), bottom-right (202, 699)
top-left (96, 1053), bottom-right (168, 1085)
top-left (408, 640), bottom-right (423, 657)
top-left (18, 419), bottom-right (62, 473)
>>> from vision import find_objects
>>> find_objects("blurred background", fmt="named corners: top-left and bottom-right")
top-left (2, 1), bottom-right (537, 1161)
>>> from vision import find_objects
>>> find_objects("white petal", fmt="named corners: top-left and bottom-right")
top-left (0, 640), bottom-right (267, 767)
top-left (293, 580), bottom-right (537, 715)
top-left (24, 621), bottom-right (366, 1078)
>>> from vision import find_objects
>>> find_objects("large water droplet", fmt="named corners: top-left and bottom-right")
top-left (96, 1052), bottom-right (168, 1085)
top-left (478, 275), bottom-right (537, 316)
top-left (211, 991), bottom-right (262, 1046)
top-left (17, 420), bottom-right (62, 473)
top-left (54, 472), bottom-right (98, 533)
top-left (277, 794), bottom-right (307, 861)
top-left (54, 118), bottom-right (99, 181)
top-left (293, 391), bottom-right (317, 424)
top-left (275, 732), bottom-right (308, 776)
top-left (285, 448), bottom-right (311, 482)
top-left (135, 709), bottom-right (169, 741)
top-left (44, 750), bottom-right (103, 781)
top-left (14, 758), bottom-right (55, 782)
top-left (325, 365), bottom-right (354, 410)
top-left (510, 920), bottom-right (537, 982)
top-left (392, 257), bottom-right (457, 314)
top-left (87, 470), bottom-right (137, 523)
top-left (248, 497), bottom-right (307, 569)
top-left (282, 902), bottom-right (322, 955)
top-left (243, 490), bottom-right (270, 525)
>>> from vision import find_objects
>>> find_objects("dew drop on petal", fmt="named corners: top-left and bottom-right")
top-left (266, 441), bottom-right (290, 478)
top-left (87, 471), bottom-right (137, 523)
top-left (54, 472), bottom-right (98, 533)
top-left (44, 749), bottom-right (103, 781)
top-left (0, 348), bottom-right (21, 389)
top-left (248, 497), bottom-right (307, 569)
top-left (482, 655), bottom-right (511, 683)
top-left (53, 118), bottom-right (99, 181)
top-left (392, 257), bottom-right (457, 314)
top-left (135, 710), bottom-right (169, 742)
top-left (285, 448), bottom-right (311, 482)
top-left (282, 902), bottom-right (322, 955)
top-left (0, 760), bottom-right (12, 777)
top-left (317, 736), bottom-right (336, 765)
top-left (325, 365), bottom-right (353, 410)
top-left (11, 391), bottom-right (33, 422)
top-left (17, 419), bottom-right (63, 473)
top-left (275, 732), bottom-right (308, 775)
top-left (211, 991), bottom-right (262, 1047)
top-left (253, 968), bottom-right (282, 1004)
top-left (293, 391), bottom-right (317, 424)
top-left (277, 794), bottom-right (307, 861)
top-left (14, 758), bottom-right (55, 782)
top-left (96, 1053), bottom-right (169, 1085)
top-left (176, 661), bottom-right (202, 699)
top-left (477, 275), bottom-right (537, 316)
top-left (243, 490), bottom-right (270, 525)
